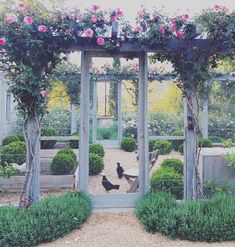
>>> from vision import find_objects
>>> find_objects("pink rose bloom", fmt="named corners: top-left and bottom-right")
top-left (116, 8), bottom-right (124, 17)
top-left (138, 10), bottom-right (145, 19)
top-left (181, 14), bottom-right (189, 20)
top-left (77, 13), bottom-right (84, 21)
top-left (176, 31), bottom-right (183, 40)
top-left (135, 24), bottom-right (142, 32)
top-left (92, 4), bottom-right (100, 12)
top-left (90, 15), bottom-right (98, 23)
top-left (40, 90), bottom-right (48, 97)
top-left (97, 37), bottom-right (104, 46)
top-left (24, 16), bottom-right (33, 25)
top-left (5, 13), bottom-right (17, 24)
top-left (38, 25), bottom-right (47, 32)
top-left (111, 15), bottom-right (117, 22)
top-left (19, 3), bottom-right (28, 12)
top-left (159, 25), bottom-right (165, 34)
top-left (84, 28), bottom-right (94, 38)
top-left (213, 5), bottom-right (221, 11)
top-left (0, 38), bottom-right (6, 46)
top-left (170, 22), bottom-right (176, 32)
top-left (65, 28), bottom-right (71, 34)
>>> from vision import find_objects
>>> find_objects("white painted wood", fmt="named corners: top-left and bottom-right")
top-left (202, 92), bottom-right (208, 138)
top-left (138, 52), bottom-right (149, 195)
top-left (184, 88), bottom-right (197, 199)
top-left (40, 136), bottom-right (79, 141)
top-left (78, 51), bottom-right (91, 192)
top-left (71, 103), bottom-right (77, 134)
top-left (92, 80), bottom-right (97, 144)
top-left (92, 193), bottom-right (140, 208)
top-left (149, 136), bottom-right (185, 140)
top-left (118, 80), bottom-right (122, 145)
top-left (86, 51), bottom-right (139, 58)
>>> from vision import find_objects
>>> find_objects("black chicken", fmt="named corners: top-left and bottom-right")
top-left (102, 175), bottom-right (120, 192)
top-left (116, 162), bottom-right (124, 178)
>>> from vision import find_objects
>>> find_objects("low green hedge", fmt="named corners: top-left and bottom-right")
top-left (57, 148), bottom-right (77, 162)
top-left (41, 126), bottom-right (57, 149)
top-left (178, 143), bottom-right (184, 154)
top-left (121, 137), bottom-right (136, 152)
top-left (136, 192), bottom-right (235, 242)
top-left (69, 131), bottom-right (79, 149)
top-left (89, 153), bottom-right (104, 175)
top-left (50, 153), bottom-right (76, 175)
top-left (161, 158), bottom-right (183, 175)
top-left (0, 192), bottom-right (92, 247)
top-left (171, 130), bottom-right (184, 151)
top-left (89, 144), bottom-right (105, 158)
top-left (0, 141), bottom-right (26, 165)
top-left (153, 140), bottom-right (172, 155)
top-left (149, 140), bottom-right (157, 152)
top-left (198, 138), bottom-right (212, 148)
top-left (2, 135), bottom-right (20, 146)
top-left (150, 167), bottom-right (183, 199)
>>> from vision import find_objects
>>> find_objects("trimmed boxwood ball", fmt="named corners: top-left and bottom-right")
top-left (150, 167), bottom-right (183, 199)
top-left (50, 153), bottom-right (76, 175)
top-left (57, 148), bottom-right (77, 162)
top-left (69, 131), bottom-right (79, 149)
top-left (171, 130), bottom-right (184, 151)
top-left (0, 141), bottom-right (26, 165)
top-left (149, 139), bottom-right (157, 152)
top-left (161, 158), bottom-right (183, 175)
top-left (121, 137), bottom-right (136, 152)
top-left (89, 144), bottom-right (105, 158)
top-left (89, 153), bottom-right (104, 175)
top-left (153, 140), bottom-right (172, 155)
top-left (198, 138), bottom-right (212, 147)
top-left (0, 192), bottom-right (92, 247)
top-left (135, 192), bottom-right (235, 242)
top-left (41, 126), bottom-right (57, 149)
top-left (2, 134), bottom-right (20, 146)
top-left (178, 143), bottom-right (184, 154)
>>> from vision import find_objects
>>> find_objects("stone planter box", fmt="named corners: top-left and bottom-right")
top-left (0, 175), bottom-right (74, 192)
top-left (200, 148), bottom-right (235, 194)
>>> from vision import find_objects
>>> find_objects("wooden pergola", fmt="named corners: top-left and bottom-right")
top-left (62, 32), bottom-right (228, 208)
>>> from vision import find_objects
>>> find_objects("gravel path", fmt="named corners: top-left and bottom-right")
top-left (38, 213), bottom-right (235, 247)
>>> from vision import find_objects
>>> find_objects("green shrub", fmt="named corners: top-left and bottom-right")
top-left (161, 158), bottom-right (184, 175)
top-left (135, 192), bottom-right (235, 242)
top-left (224, 153), bottom-right (235, 167)
top-left (209, 135), bottom-right (224, 143)
top-left (150, 167), bottom-right (183, 199)
top-left (15, 134), bottom-right (24, 142)
top-left (153, 140), bottom-right (172, 155)
top-left (198, 138), bottom-right (212, 148)
top-left (135, 192), bottom-right (178, 237)
top-left (121, 137), bottom-right (136, 152)
top-left (171, 130), bottom-right (184, 151)
top-left (0, 141), bottom-right (26, 165)
top-left (149, 139), bottom-right (157, 152)
top-left (2, 134), bottom-right (20, 146)
top-left (50, 153), bottom-right (76, 175)
top-left (178, 143), bottom-right (184, 154)
top-left (89, 144), bottom-right (105, 158)
top-left (89, 153), bottom-right (104, 175)
top-left (69, 131), bottom-right (79, 149)
top-left (57, 148), bottom-right (77, 162)
top-left (102, 129), bottom-right (112, 139)
top-left (0, 192), bottom-right (92, 247)
top-left (41, 126), bottom-right (57, 149)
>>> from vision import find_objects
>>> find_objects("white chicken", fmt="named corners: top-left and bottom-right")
top-left (11, 162), bottom-right (27, 173)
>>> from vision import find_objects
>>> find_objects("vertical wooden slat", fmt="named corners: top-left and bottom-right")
top-left (184, 88), bottom-right (197, 199)
top-left (71, 103), bottom-right (77, 134)
top-left (202, 92), bottom-right (208, 138)
top-left (92, 80), bottom-right (97, 144)
top-left (118, 80), bottom-right (122, 146)
top-left (138, 52), bottom-right (149, 194)
top-left (78, 51), bottom-right (91, 192)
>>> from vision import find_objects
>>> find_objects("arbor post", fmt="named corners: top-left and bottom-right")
top-left (138, 52), bottom-right (149, 194)
top-left (71, 103), bottom-right (78, 134)
top-left (77, 51), bottom-right (91, 192)
top-left (184, 86), bottom-right (197, 199)
top-left (202, 92), bottom-right (209, 138)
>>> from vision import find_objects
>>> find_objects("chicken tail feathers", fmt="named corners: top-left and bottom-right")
top-left (113, 185), bottom-right (120, 190)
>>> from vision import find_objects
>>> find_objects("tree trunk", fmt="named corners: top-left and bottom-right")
top-left (19, 115), bottom-right (41, 207)
top-left (71, 103), bottom-right (78, 134)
